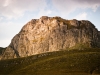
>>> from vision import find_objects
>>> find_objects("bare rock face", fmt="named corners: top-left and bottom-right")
top-left (0, 47), bottom-right (6, 60)
top-left (1, 16), bottom-right (100, 60)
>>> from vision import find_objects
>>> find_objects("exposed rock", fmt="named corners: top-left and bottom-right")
top-left (0, 47), bottom-right (6, 60)
top-left (1, 16), bottom-right (100, 60)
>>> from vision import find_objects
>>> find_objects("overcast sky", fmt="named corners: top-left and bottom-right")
top-left (0, 0), bottom-right (100, 47)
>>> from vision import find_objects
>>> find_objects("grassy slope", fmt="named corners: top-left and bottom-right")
top-left (0, 48), bottom-right (100, 75)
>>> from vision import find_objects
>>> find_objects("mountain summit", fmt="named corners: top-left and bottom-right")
top-left (1, 16), bottom-right (100, 60)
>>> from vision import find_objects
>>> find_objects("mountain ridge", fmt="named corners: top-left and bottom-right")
top-left (1, 16), bottom-right (100, 60)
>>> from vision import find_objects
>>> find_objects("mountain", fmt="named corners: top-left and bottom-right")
top-left (1, 16), bottom-right (100, 60)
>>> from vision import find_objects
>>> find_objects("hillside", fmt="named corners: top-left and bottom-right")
top-left (1, 16), bottom-right (100, 60)
top-left (0, 48), bottom-right (100, 75)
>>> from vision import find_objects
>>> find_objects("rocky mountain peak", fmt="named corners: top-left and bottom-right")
top-left (1, 16), bottom-right (100, 60)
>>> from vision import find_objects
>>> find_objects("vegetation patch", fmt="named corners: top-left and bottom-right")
top-left (51, 17), bottom-right (78, 29)
top-left (0, 47), bottom-right (6, 55)
top-left (68, 43), bottom-right (90, 50)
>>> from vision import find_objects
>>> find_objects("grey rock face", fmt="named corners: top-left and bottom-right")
top-left (1, 16), bottom-right (100, 60)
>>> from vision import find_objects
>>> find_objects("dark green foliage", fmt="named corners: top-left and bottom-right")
top-left (0, 48), bottom-right (100, 75)
top-left (0, 47), bottom-right (6, 55)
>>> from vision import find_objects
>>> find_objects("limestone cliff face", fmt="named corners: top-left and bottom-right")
top-left (1, 16), bottom-right (100, 60)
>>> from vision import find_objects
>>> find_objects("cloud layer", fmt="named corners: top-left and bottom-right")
top-left (0, 0), bottom-right (46, 19)
top-left (0, 0), bottom-right (100, 19)
top-left (74, 12), bottom-right (87, 20)
top-left (52, 0), bottom-right (100, 16)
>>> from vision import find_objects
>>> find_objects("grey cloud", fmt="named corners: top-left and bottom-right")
top-left (75, 0), bottom-right (100, 3)
top-left (52, 0), bottom-right (100, 16)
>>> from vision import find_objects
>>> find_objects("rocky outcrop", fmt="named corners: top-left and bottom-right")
top-left (1, 16), bottom-right (100, 60)
top-left (0, 47), bottom-right (6, 60)
top-left (98, 31), bottom-right (100, 46)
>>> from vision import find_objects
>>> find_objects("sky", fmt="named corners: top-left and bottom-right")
top-left (0, 0), bottom-right (100, 47)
